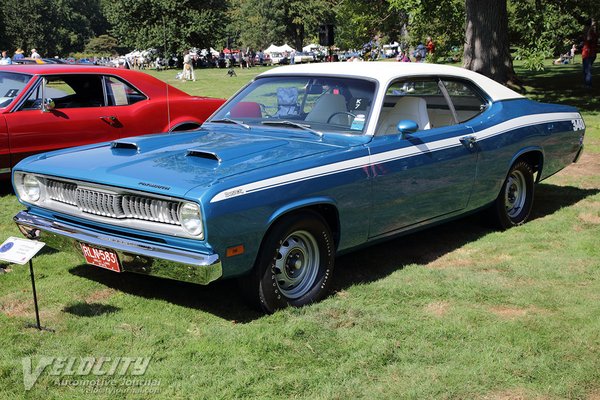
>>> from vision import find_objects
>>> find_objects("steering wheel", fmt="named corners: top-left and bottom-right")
top-left (258, 103), bottom-right (276, 118)
top-left (327, 111), bottom-right (356, 124)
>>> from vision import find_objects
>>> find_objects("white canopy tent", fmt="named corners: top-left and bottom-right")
top-left (264, 44), bottom-right (296, 54)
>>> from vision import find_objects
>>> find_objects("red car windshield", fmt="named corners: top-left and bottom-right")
top-left (0, 72), bottom-right (33, 108)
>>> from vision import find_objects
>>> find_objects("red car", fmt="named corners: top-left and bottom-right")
top-left (0, 65), bottom-right (225, 179)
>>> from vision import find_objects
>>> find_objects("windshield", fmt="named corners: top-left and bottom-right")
top-left (0, 72), bottom-right (33, 108)
top-left (209, 75), bottom-right (376, 135)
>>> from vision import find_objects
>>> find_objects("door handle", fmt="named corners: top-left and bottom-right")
top-left (100, 116), bottom-right (118, 125)
top-left (459, 135), bottom-right (477, 150)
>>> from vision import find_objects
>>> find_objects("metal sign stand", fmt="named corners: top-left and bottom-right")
top-left (24, 258), bottom-right (54, 332)
top-left (0, 237), bottom-right (53, 332)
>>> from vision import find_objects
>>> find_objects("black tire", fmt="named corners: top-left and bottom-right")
top-left (489, 160), bottom-right (535, 230)
top-left (240, 211), bottom-right (335, 313)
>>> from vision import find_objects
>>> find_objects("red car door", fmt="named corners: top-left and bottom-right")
top-left (6, 74), bottom-right (118, 167)
top-left (100, 75), bottom-right (168, 138)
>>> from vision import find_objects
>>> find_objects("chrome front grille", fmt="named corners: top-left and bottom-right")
top-left (46, 179), bottom-right (181, 225)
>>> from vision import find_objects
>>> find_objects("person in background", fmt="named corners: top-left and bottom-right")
top-left (582, 19), bottom-right (598, 88)
top-left (13, 48), bottom-right (24, 60)
top-left (570, 44), bottom-right (577, 63)
top-left (426, 36), bottom-right (435, 55)
top-left (0, 50), bottom-right (12, 65)
top-left (396, 50), bottom-right (411, 62)
top-left (30, 48), bottom-right (41, 59)
top-left (182, 50), bottom-right (195, 81)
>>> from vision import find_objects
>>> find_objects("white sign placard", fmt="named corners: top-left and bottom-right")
top-left (0, 237), bottom-right (45, 265)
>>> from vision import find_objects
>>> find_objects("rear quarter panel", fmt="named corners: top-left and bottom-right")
top-left (166, 97), bottom-right (225, 132)
top-left (467, 99), bottom-right (583, 210)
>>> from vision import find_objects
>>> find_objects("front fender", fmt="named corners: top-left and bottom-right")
top-left (267, 196), bottom-right (338, 226)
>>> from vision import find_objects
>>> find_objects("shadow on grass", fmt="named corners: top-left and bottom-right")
top-left (63, 302), bottom-right (121, 317)
top-left (517, 63), bottom-right (600, 112)
top-left (67, 183), bottom-right (597, 322)
top-left (0, 183), bottom-right (15, 197)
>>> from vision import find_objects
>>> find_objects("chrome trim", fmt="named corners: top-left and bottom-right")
top-left (14, 172), bottom-right (203, 239)
top-left (0, 167), bottom-right (11, 175)
top-left (14, 211), bottom-right (222, 285)
top-left (111, 140), bottom-right (140, 151)
top-left (186, 149), bottom-right (221, 162)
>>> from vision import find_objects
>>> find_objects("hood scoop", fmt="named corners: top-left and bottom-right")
top-left (111, 141), bottom-right (140, 152)
top-left (186, 149), bottom-right (221, 163)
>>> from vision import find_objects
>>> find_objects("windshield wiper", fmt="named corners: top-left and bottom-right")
top-left (261, 120), bottom-right (323, 138)
top-left (209, 118), bottom-right (250, 130)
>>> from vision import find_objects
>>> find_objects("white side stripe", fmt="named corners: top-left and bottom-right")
top-left (210, 112), bottom-right (581, 203)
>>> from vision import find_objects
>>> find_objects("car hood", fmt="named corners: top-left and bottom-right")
top-left (16, 127), bottom-right (359, 198)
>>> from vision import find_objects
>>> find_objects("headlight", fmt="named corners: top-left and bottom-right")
top-left (17, 174), bottom-right (42, 203)
top-left (179, 202), bottom-right (203, 237)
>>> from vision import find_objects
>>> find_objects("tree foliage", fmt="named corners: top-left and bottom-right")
top-left (509, 0), bottom-right (597, 70)
top-left (85, 35), bottom-right (119, 56)
top-left (0, 0), bottom-right (597, 71)
top-left (228, 0), bottom-right (335, 50)
top-left (102, 0), bottom-right (228, 55)
top-left (388, 0), bottom-right (464, 56)
top-left (0, 0), bottom-right (106, 56)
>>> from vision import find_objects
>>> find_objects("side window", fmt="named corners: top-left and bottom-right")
top-left (104, 76), bottom-right (147, 106)
top-left (377, 79), bottom-right (454, 134)
top-left (21, 77), bottom-right (77, 110)
top-left (21, 75), bottom-right (106, 110)
top-left (441, 80), bottom-right (487, 123)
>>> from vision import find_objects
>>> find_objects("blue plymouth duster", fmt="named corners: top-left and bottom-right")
top-left (12, 63), bottom-right (585, 312)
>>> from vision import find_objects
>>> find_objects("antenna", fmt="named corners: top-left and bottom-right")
top-left (166, 83), bottom-right (171, 132)
top-left (162, 15), bottom-right (172, 132)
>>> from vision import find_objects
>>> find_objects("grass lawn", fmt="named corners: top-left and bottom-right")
top-left (1, 62), bottom-right (599, 399)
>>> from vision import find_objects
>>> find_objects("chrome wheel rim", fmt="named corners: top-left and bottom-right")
top-left (273, 230), bottom-right (319, 299)
top-left (504, 170), bottom-right (527, 219)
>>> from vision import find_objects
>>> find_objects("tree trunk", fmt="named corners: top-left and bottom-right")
top-left (463, 0), bottom-right (518, 85)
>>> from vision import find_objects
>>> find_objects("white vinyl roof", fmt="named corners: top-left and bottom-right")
top-left (259, 62), bottom-right (524, 102)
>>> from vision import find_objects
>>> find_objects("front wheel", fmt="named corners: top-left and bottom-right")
top-left (240, 211), bottom-right (335, 313)
top-left (490, 160), bottom-right (535, 230)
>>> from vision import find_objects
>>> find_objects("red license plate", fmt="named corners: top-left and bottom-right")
top-left (80, 243), bottom-right (121, 273)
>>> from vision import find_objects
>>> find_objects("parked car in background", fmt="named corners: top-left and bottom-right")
top-left (12, 58), bottom-right (45, 65)
top-left (13, 63), bottom-right (584, 313)
top-left (293, 52), bottom-right (314, 64)
top-left (255, 53), bottom-right (272, 66)
top-left (41, 58), bottom-right (67, 64)
top-left (270, 52), bottom-right (289, 65)
top-left (0, 64), bottom-right (225, 179)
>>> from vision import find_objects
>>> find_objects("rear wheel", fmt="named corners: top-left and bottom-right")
top-left (240, 211), bottom-right (335, 313)
top-left (490, 160), bottom-right (535, 229)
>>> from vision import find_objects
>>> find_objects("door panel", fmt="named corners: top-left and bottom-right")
top-left (6, 107), bottom-right (118, 166)
top-left (368, 124), bottom-right (478, 238)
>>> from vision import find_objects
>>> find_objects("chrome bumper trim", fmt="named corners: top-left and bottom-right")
top-left (14, 211), bottom-right (222, 285)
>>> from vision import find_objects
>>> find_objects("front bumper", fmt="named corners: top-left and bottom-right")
top-left (14, 211), bottom-right (222, 285)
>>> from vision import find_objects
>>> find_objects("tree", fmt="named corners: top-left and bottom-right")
top-left (85, 35), bottom-right (119, 56)
top-left (103, 0), bottom-right (228, 56)
top-left (336, 0), bottom-right (406, 50)
top-left (228, 0), bottom-right (335, 51)
top-left (463, 0), bottom-right (517, 84)
top-left (0, 0), bottom-right (105, 56)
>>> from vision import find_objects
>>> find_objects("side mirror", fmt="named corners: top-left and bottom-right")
top-left (42, 98), bottom-right (55, 112)
top-left (397, 119), bottom-right (419, 138)
top-left (40, 77), bottom-right (54, 112)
